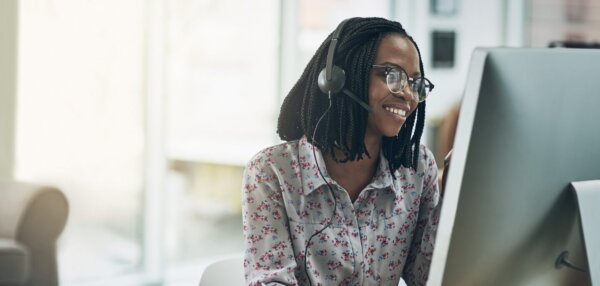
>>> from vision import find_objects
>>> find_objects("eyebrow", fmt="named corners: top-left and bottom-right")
top-left (378, 61), bottom-right (421, 77)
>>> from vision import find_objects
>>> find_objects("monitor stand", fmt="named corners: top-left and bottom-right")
top-left (560, 180), bottom-right (600, 285)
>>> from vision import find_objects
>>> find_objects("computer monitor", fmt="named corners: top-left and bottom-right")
top-left (427, 48), bottom-right (600, 286)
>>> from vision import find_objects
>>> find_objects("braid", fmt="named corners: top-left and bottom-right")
top-left (277, 17), bottom-right (428, 173)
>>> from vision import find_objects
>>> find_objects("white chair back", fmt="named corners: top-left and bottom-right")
top-left (199, 256), bottom-right (245, 286)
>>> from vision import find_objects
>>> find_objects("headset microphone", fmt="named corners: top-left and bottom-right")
top-left (317, 19), bottom-right (372, 112)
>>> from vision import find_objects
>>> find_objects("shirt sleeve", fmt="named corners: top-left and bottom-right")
top-left (242, 154), bottom-right (299, 286)
top-left (402, 147), bottom-right (443, 286)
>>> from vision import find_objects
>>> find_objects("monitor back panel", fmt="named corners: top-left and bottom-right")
top-left (438, 48), bottom-right (600, 286)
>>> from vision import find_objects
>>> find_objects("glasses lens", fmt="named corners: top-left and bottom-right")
top-left (413, 78), bottom-right (431, 102)
top-left (386, 69), bottom-right (406, 93)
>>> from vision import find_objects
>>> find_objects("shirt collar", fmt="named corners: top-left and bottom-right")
top-left (298, 136), bottom-right (394, 196)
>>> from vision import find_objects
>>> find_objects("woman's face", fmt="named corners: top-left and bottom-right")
top-left (366, 34), bottom-right (420, 139)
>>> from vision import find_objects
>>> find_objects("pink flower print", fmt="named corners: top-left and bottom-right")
top-left (307, 201), bottom-right (321, 210)
top-left (334, 213), bottom-right (344, 224)
top-left (318, 249), bottom-right (328, 256)
top-left (332, 238), bottom-right (342, 247)
top-left (248, 234), bottom-right (263, 243)
top-left (290, 159), bottom-right (299, 169)
top-left (378, 252), bottom-right (389, 261)
top-left (425, 173), bottom-right (433, 185)
top-left (337, 227), bottom-right (348, 236)
top-left (295, 251), bottom-right (306, 262)
top-left (392, 236), bottom-right (407, 246)
top-left (326, 274), bottom-right (338, 281)
top-left (367, 257), bottom-right (374, 265)
top-left (261, 225), bottom-right (277, 235)
top-left (388, 259), bottom-right (402, 271)
top-left (385, 221), bottom-right (396, 230)
top-left (399, 222), bottom-right (410, 234)
top-left (318, 233), bottom-right (329, 243)
top-left (249, 212), bottom-right (267, 222)
top-left (327, 260), bottom-right (343, 270)
top-left (366, 193), bottom-right (377, 204)
top-left (294, 225), bottom-right (304, 234)
top-left (298, 210), bottom-right (309, 219)
top-left (266, 191), bottom-right (282, 201)
top-left (357, 209), bottom-right (372, 218)
top-left (272, 210), bottom-right (282, 220)
top-left (333, 237), bottom-right (348, 248)
top-left (245, 183), bottom-right (258, 193)
top-left (259, 251), bottom-right (274, 262)
top-left (299, 156), bottom-right (310, 169)
top-left (319, 218), bottom-right (331, 225)
top-left (365, 246), bottom-right (376, 257)
top-left (341, 250), bottom-right (354, 261)
top-left (376, 235), bottom-right (390, 247)
top-left (257, 201), bottom-right (269, 212)
top-left (408, 208), bottom-right (418, 220)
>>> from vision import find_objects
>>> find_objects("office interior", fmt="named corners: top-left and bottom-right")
top-left (1, 0), bottom-right (599, 285)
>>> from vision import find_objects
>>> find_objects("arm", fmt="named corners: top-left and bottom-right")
top-left (242, 156), bottom-right (298, 286)
top-left (402, 148), bottom-right (443, 286)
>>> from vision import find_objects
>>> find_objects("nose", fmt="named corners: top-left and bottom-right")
top-left (391, 85), bottom-right (417, 102)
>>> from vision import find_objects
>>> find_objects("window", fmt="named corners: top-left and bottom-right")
top-left (17, 0), bottom-right (145, 282)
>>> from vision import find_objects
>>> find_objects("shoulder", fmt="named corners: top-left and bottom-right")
top-left (245, 140), bottom-right (301, 173)
top-left (417, 144), bottom-right (437, 172)
top-left (394, 144), bottom-right (438, 185)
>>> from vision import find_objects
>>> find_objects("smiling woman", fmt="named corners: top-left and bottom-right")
top-left (242, 17), bottom-right (441, 286)
top-left (367, 35), bottom-right (434, 139)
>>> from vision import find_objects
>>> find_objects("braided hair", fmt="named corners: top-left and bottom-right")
top-left (277, 17), bottom-right (427, 173)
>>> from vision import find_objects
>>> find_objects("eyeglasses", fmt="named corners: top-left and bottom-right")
top-left (372, 64), bottom-right (434, 102)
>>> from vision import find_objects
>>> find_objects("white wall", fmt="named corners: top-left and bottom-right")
top-left (0, 0), bottom-right (17, 179)
top-left (400, 0), bottom-right (525, 119)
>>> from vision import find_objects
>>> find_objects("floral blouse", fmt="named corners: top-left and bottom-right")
top-left (242, 136), bottom-right (442, 286)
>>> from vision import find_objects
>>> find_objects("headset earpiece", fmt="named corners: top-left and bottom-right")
top-left (317, 19), bottom-right (349, 96)
top-left (316, 19), bottom-right (371, 112)
top-left (317, 65), bottom-right (345, 94)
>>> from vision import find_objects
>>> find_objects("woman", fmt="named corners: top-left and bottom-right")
top-left (242, 17), bottom-right (441, 286)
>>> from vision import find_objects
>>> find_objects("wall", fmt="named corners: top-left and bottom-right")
top-left (0, 0), bottom-right (17, 179)
top-left (393, 0), bottom-right (526, 119)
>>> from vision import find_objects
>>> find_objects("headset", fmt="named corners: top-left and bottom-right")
top-left (303, 19), bottom-right (366, 286)
top-left (317, 19), bottom-right (372, 112)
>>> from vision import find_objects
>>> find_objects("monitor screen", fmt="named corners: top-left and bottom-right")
top-left (427, 48), bottom-right (600, 286)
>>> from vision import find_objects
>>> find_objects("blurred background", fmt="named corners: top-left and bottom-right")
top-left (1, 0), bottom-right (599, 285)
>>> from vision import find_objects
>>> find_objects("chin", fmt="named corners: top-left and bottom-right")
top-left (382, 126), bottom-right (403, 138)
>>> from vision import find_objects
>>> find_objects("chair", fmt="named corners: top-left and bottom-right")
top-left (199, 256), bottom-right (245, 286)
top-left (0, 180), bottom-right (69, 286)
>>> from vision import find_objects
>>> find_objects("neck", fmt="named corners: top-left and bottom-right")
top-left (323, 133), bottom-right (382, 199)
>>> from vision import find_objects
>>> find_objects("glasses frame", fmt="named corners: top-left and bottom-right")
top-left (372, 64), bottom-right (434, 102)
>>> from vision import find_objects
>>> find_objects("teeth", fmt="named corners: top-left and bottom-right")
top-left (384, 106), bottom-right (406, 116)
